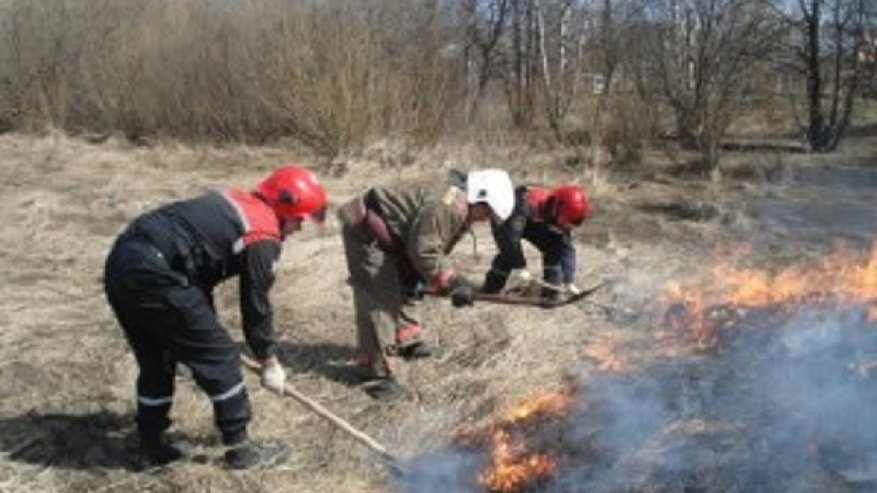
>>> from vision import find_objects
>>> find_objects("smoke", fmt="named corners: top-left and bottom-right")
top-left (397, 304), bottom-right (877, 493)
top-left (547, 305), bottom-right (877, 492)
top-left (397, 448), bottom-right (483, 493)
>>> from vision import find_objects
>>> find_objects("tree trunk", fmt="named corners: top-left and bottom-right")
top-left (508, 0), bottom-right (530, 127)
top-left (534, 0), bottom-right (558, 136)
top-left (557, 0), bottom-right (571, 120)
top-left (601, 0), bottom-right (616, 95)
top-left (800, 0), bottom-right (867, 152)
top-left (804, 0), bottom-right (830, 151)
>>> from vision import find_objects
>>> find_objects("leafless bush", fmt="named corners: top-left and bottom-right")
top-left (0, 0), bottom-right (862, 165)
top-left (630, 0), bottom-right (783, 173)
top-left (601, 91), bottom-right (660, 169)
top-left (0, 0), bottom-right (463, 153)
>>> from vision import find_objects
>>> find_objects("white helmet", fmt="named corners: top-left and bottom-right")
top-left (466, 168), bottom-right (515, 221)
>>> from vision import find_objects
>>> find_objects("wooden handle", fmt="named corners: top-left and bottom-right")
top-left (240, 354), bottom-right (403, 472)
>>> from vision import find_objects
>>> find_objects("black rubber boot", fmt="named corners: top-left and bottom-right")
top-left (540, 286), bottom-right (560, 302)
top-left (541, 266), bottom-right (563, 302)
top-left (363, 377), bottom-right (411, 401)
top-left (397, 341), bottom-right (433, 361)
top-left (481, 269), bottom-right (508, 294)
top-left (224, 440), bottom-right (290, 470)
top-left (137, 435), bottom-right (190, 470)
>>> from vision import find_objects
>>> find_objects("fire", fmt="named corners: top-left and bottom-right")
top-left (479, 430), bottom-right (557, 492)
top-left (661, 243), bottom-right (877, 346)
top-left (582, 334), bottom-right (629, 373)
top-left (662, 281), bottom-right (714, 347)
top-left (456, 387), bottom-right (575, 492)
top-left (500, 388), bottom-right (575, 423)
top-left (716, 243), bottom-right (877, 307)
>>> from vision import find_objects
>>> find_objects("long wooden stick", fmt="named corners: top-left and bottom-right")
top-left (469, 291), bottom-right (560, 307)
top-left (240, 354), bottom-right (404, 474)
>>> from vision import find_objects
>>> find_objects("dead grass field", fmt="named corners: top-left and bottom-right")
top-left (0, 124), bottom-right (874, 493)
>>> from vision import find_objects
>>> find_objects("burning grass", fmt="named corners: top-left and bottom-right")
top-left (581, 334), bottom-right (630, 374)
top-left (477, 430), bottom-right (557, 493)
top-left (452, 386), bottom-right (577, 493)
top-left (400, 243), bottom-right (877, 493)
top-left (661, 243), bottom-right (877, 348)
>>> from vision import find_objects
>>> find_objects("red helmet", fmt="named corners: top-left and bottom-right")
top-left (255, 165), bottom-right (327, 223)
top-left (551, 185), bottom-right (591, 228)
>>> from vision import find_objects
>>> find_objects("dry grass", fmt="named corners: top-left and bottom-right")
top-left (0, 123), bottom-right (874, 492)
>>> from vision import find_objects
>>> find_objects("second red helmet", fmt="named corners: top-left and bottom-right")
top-left (551, 185), bottom-right (591, 227)
top-left (255, 165), bottom-right (328, 223)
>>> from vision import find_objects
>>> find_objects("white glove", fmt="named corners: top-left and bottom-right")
top-left (566, 283), bottom-right (582, 295)
top-left (516, 270), bottom-right (533, 283)
top-left (261, 361), bottom-right (287, 393)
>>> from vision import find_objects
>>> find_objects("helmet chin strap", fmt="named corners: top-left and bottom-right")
top-left (280, 217), bottom-right (303, 237)
top-left (465, 202), bottom-right (494, 225)
top-left (543, 196), bottom-right (558, 222)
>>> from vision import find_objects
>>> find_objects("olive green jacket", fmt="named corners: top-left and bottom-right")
top-left (368, 183), bottom-right (470, 289)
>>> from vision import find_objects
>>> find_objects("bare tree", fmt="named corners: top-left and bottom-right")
top-left (459, 0), bottom-right (510, 119)
top-left (793, 0), bottom-right (872, 151)
top-left (636, 0), bottom-right (781, 172)
top-left (597, 0), bottom-right (620, 94)
top-left (532, 0), bottom-right (582, 139)
top-left (506, 0), bottom-right (533, 126)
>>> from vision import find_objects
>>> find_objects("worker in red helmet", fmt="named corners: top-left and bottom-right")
top-left (481, 184), bottom-right (592, 300)
top-left (103, 165), bottom-right (326, 470)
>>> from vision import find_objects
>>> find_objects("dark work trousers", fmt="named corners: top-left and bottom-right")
top-left (104, 235), bottom-right (251, 445)
top-left (525, 234), bottom-right (566, 287)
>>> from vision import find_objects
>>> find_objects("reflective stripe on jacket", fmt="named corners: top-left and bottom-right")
top-left (124, 188), bottom-right (282, 359)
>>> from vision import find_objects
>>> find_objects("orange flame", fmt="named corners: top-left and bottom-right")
top-left (662, 281), bottom-right (713, 347)
top-left (716, 243), bottom-right (877, 307)
top-left (464, 388), bottom-right (575, 492)
top-left (500, 388), bottom-right (575, 423)
top-left (662, 243), bottom-right (877, 345)
top-left (478, 430), bottom-right (557, 492)
top-left (582, 334), bottom-right (629, 373)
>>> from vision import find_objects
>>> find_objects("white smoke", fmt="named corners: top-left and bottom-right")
top-left (398, 304), bottom-right (877, 492)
